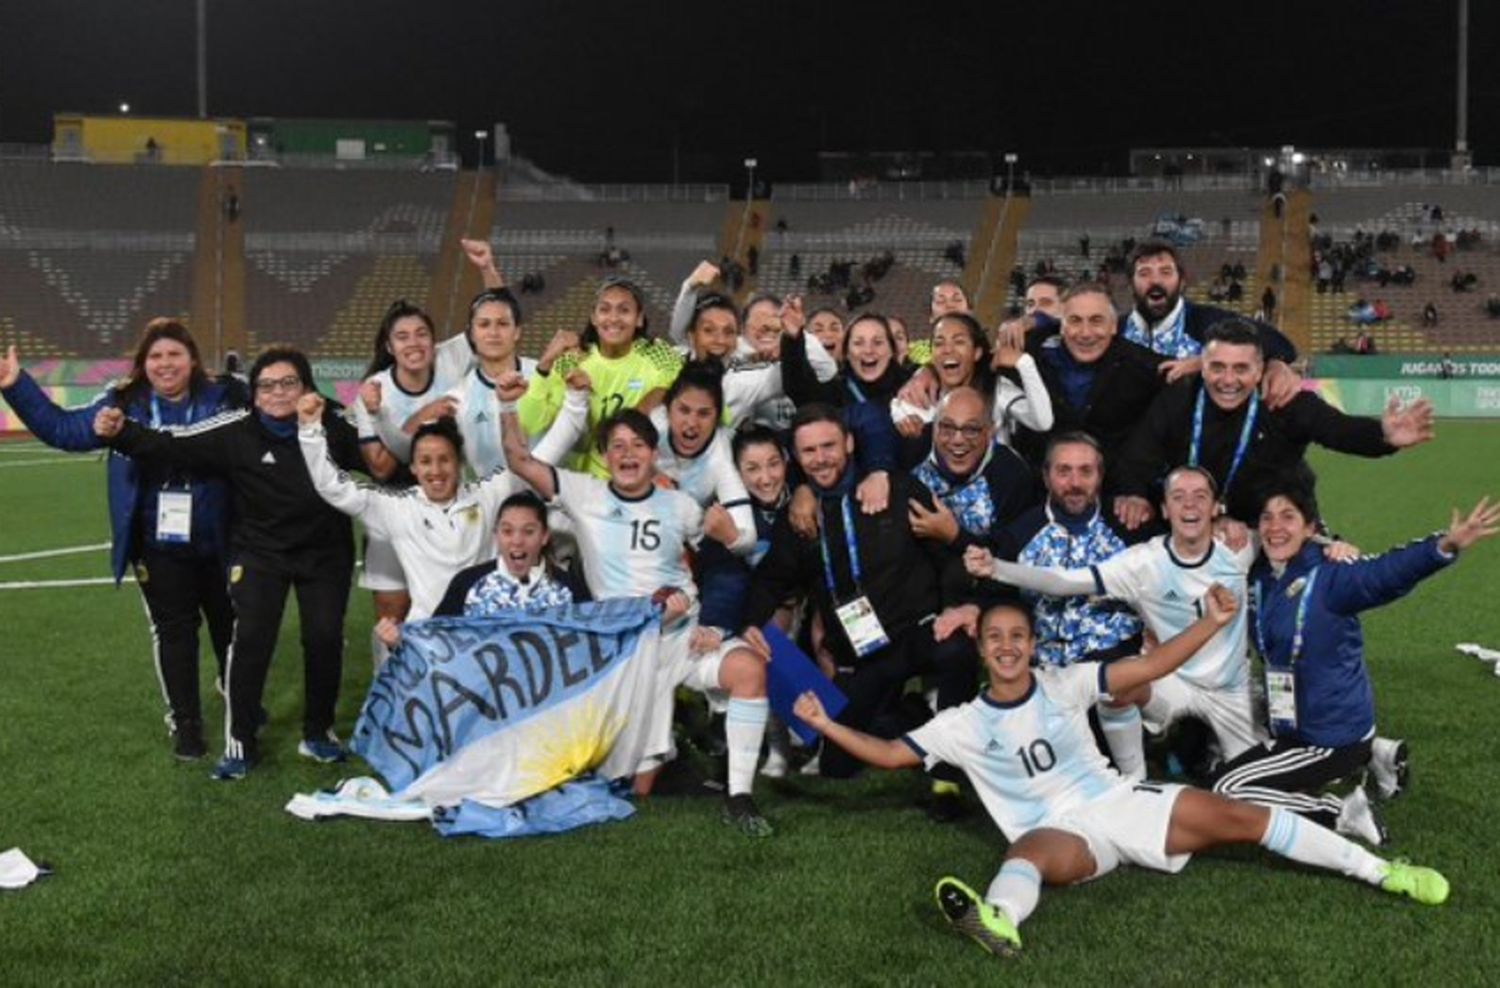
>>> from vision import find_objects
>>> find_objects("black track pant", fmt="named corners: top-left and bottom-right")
top-left (222, 546), bottom-right (352, 758)
top-left (135, 547), bottom-right (234, 730)
top-left (823, 622), bottom-right (979, 780)
top-left (1211, 736), bottom-right (1372, 828)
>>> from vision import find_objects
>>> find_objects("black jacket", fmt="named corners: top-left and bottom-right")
top-left (112, 406), bottom-right (364, 558)
top-left (1116, 378), bottom-right (1395, 521)
top-left (741, 472), bottom-right (971, 663)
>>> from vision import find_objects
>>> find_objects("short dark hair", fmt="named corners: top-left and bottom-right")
top-left (1043, 430), bottom-right (1104, 470)
top-left (585, 277), bottom-right (651, 347)
top-left (596, 407), bottom-right (658, 453)
top-left (1163, 464), bottom-right (1220, 499)
top-left (979, 600), bottom-right (1035, 638)
top-left (1256, 483), bottom-right (1320, 525)
top-left (367, 299), bottom-right (437, 378)
top-left (1203, 317), bottom-right (1266, 359)
top-left (498, 490), bottom-right (549, 529)
top-left (1129, 240), bottom-right (1184, 274)
top-left (1026, 273), bottom-right (1069, 294)
top-left (250, 345), bottom-right (316, 393)
top-left (466, 288), bottom-right (524, 350)
top-left (740, 291), bottom-right (782, 324)
top-left (690, 292), bottom-right (739, 333)
top-left (789, 402), bottom-right (848, 444)
top-left (731, 424), bottom-right (785, 467)
top-left (665, 359), bottom-right (726, 419)
top-left (411, 416), bottom-right (465, 463)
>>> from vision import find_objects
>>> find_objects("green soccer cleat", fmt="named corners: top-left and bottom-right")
top-left (722, 794), bottom-right (775, 838)
top-left (934, 876), bottom-right (1022, 958)
top-left (1380, 859), bottom-right (1450, 905)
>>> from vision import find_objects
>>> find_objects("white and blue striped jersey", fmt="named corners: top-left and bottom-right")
top-left (1091, 536), bottom-right (1254, 691)
top-left (444, 357), bottom-right (539, 478)
top-left (903, 664), bottom-right (1127, 842)
top-left (555, 470), bottom-right (704, 601)
top-left (648, 410), bottom-right (756, 555)
top-left (353, 334), bottom-right (475, 457)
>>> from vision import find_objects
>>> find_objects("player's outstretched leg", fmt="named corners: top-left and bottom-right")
top-left (719, 646), bottom-right (772, 838)
top-left (1165, 788), bottom-right (1448, 905)
top-left (935, 830), bottom-right (1094, 958)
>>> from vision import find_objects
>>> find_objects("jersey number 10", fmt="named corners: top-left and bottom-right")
top-left (1016, 738), bottom-right (1057, 778)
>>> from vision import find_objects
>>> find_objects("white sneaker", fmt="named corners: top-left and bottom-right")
top-left (1369, 737), bottom-right (1409, 801)
top-left (759, 749), bottom-right (788, 779)
top-left (1335, 783), bottom-right (1388, 846)
top-left (1456, 642), bottom-right (1500, 663)
top-left (799, 751), bottom-right (822, 777)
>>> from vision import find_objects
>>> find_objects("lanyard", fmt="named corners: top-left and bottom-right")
top-left (1190, 385), bottom-right (1258, 498)
top-left (844, 378), bottom-right (867, 404)
top-left (149, 393), bottom-right (195, 429)
top-left (818, 496), bottom-right (863, 597)
top-left (1255, 567), bottom-right (1319, 665)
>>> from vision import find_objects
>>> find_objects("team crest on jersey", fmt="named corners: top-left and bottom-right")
top-left (626, 379), bottom-right (644, 391)
top-left (134, 563), bottom-right (149, 584)
top-left (1286, 577), bottom-right (1308, 598)
top-left (459, 505), bottom-right (480, 525)
top-left (230, 565), bottom-right (243, 583)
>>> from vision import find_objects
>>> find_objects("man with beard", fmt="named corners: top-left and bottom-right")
top-left (1113, 320), bottom-right (1436, 527)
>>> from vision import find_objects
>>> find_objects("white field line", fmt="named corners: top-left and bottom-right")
top-left (0, 456), bottom-right (98, 468)
top-left (0, 576), bottom-right (132, 590)
top-left (0, 542), bottom-right (112, 564)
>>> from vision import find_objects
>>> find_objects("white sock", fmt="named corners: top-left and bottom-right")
top-left (1098, 702), bottom-right (1146, 781)
top-left (985, 858), bottom-right (1042, 927)
top-left (1259, 807), bottom-right (1386, 885)
top-left (725, 698), bottom-right (769, 797)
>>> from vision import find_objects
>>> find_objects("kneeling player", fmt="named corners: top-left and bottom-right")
top-left (498, 374), bottom-right (775, 836)
top-left (794, 591), bottom-right (1448, 959)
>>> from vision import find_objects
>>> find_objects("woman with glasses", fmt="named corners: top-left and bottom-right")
top-left (93, 346), bottom-right (366, 782)
top-left (0, 320), bottom-right (247, 761)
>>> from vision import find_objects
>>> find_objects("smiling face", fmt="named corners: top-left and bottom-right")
top-left (1060, 290), bottom-right (1117, 364)
top-left (1044, 441), bottom-right (1103, 515)
top-left (809, 310), bottom-right (846, 363)
top-left (144, 338), bottom-right (195, 400)
top-left (1162, 469), bottom-right (1218, 546)
top-left (792, 419), bottom-right (852, 490)
top-left (603, 421), bottom-right (657, 495)
top-left (1202, 340), bottom-right (1264, 411)
top-left (1132, 251), bottom-right (1183, 322)
top-left (930, 317), bottom-right (980, 389)
top-left (1258, 495), bottom-right (1316, 565)
top-left (592, 286), bottom-right (644, 354)
top-left (667, 384), bottom-right (718, 457)
top-left (387, 315), bottom-right (436, 376)
top-left (930, 281), bottom-right (969, 319)
top-left (496, 504), bottom-right (550, 579)
top-left (933, 388), bottom-right (992, 476)
top-left (1025, 282), bottom-right (1063, 320)
top-left (844, 317), bottom-right (893, 383)
top-left (888, 316), bottom-right (909, 363)
top-left (979, 605), bottom-right (1036, 695)
top-left (735, 440), bottom-right (787, 506)
top-left (411, 432), bottom-right (461, 504)
top-left (252, 360), bottom-right (306, 419)
top-left (470, 300), bottom-right (520, 364)
top-left (688, 306), bottom-right (738, 361)
top-left (744, 300), bottom-right (782, 358)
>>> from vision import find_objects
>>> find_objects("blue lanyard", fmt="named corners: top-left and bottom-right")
top-left (844, 378), bottom-right (867, 404)
top-left (818, 496), bottom-right (863, 597)
top-left (149, 393), bottom-right (195, 430)
top-left (1255, 567), bottom-right (1319, 665)
top-left (1190, 385), bottom-right (1258, 498)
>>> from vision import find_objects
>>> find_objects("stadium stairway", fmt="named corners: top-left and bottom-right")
top-left (429, 170), bottom-right (497, 336)
top-left (1257, 189), bottom-right (1313, 357)
top-left (970, 195), bottom-right (1029, 327)
top-left (318, 255), bottom-right (436, 358)
top-left (722, 199), bottom-right (771, 303)
top-left (190, 166), bottom-right (247, 364)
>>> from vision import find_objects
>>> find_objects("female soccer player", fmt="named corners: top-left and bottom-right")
top-left (0, 321), bottom-right (246, 759)
top-left (794, 591), bottom-right (1449, 960)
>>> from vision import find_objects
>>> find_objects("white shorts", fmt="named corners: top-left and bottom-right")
top-left (359, 536), bottom-right (407, 593)
top-left (636, 620), bottom-right (739, 772)
top-left (1049, 782), bottom-right (1191, 880)
top-left (1142, 673), bottom-right (1262, 761)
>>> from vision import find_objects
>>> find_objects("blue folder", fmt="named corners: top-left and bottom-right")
top-left (761, 623), bottom-right (849, 745)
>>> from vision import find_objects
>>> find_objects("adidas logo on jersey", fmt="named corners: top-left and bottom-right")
top-left (1163, 589), bottom-right (1181, 601)
top-left (475, 411), bottom-right (488, 423)
top-left (261, 452), bottom-right (276, 464)
top-left (985, 739), bottom-right (1002, 754)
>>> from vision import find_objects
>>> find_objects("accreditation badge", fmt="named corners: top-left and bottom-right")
top-left (835, 595), bottom-right (889, 658)
top-left (156, 490), bottom-right (193, 544)
top-left (1266, 668), bottom-right (1297, 733)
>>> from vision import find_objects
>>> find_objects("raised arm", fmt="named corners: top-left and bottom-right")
top-left (1104, 584), bottom-right (1237, 696)
top-left (497, 371), bottom-right (558, 500)
top-left (527, 371), bottom-right (590, 465)
top-left (668, 261), bottom-right (721, 345)
top-left (964, 545), bottom-right (1099, 597)
top-left (297, 392), bottom-right (396, 536)
top-left (461, 238), bottom-right (505, 289)
top-left (993, 348), bottom-right (1054, 434)
top-left (793, 691), bottom-right (922, 769)
top-left (1, 350), bottom-right (110, 452)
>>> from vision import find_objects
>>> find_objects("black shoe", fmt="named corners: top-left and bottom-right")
top-left (722, 793), bottom-right (774, 838)
top-left (173, 720), bottom-right (207, 761)
top-left (927, 789), bottom-right (967, 824)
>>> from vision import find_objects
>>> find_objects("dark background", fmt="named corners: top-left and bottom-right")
top-left (2, 0), bottom-right (1495, 181)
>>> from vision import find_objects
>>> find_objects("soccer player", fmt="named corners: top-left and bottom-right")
top-left (497, 375), bottom-right (775, 837)
top-left (794, 591), bottom-right (1449, 960)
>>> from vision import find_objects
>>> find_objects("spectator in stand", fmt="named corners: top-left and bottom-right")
top-left (1423, 302), bottom-right (1439, 327)
top-left (1261, 285), bottom-right (1278, 323)
top-left (1485, 293), bottom-right (1500, 318)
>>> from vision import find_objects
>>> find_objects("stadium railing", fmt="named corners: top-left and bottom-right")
top-left (496, 183), bottom-right (730, 203)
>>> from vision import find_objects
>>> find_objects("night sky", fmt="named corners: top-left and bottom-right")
top-left (2, 0), bottom-right (1497, 181)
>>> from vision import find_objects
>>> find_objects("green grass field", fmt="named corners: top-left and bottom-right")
top-left (2, 426), bottom-right (1499, 987)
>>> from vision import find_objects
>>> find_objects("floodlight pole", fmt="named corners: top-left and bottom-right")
top-left (196, 0), bottom-right (208, 119)
top-left (1454, 0), bottom-right (1469, 169)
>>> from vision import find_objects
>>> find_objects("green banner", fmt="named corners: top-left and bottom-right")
top-left (1317, 379), bottom-right (1500, 418)
top-left (1310, 355), bottom-right (1500, 379)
